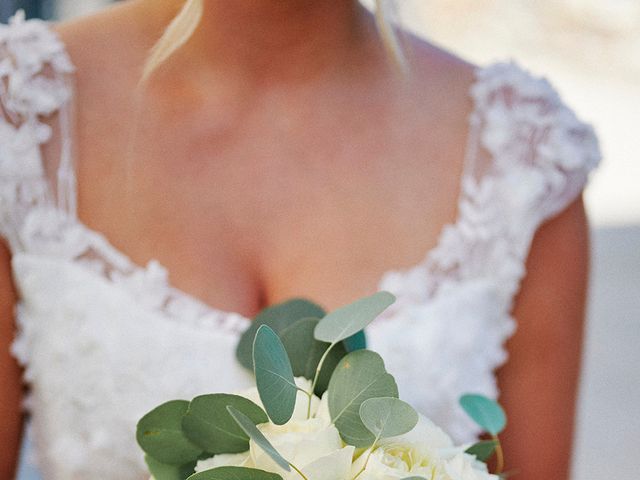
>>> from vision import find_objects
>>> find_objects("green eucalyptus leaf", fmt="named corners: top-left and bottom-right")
top-left (328, 350), bottom-right (398, 447)
top-left (343, 330), bottom-right (367, 352)
top-left (459, 394), bottom-right (507, 435)
top-left (237, 299), bottom-right (326, 371)
top-left (465, 440), bottom-right (499, 462)
top-left (226, 406), bottom-right (291, 472)
top-left (187, 466), bottom-right (283, 480)
top-left (314, 291), bottom-right (395, 344)
top-left (279, 317), bottom-right (347, 395)
top-left (145, 455), bottom-right (197, 480)
top-left (359, 397), bottom-right (419, 440)
top-left (137, 400), bottom-right (203, 465)
top-left (253, 325), bottom-right (297, 425)
top-left (182, 394), bottom-right (268, 454)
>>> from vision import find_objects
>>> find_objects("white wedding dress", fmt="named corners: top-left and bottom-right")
top-left (0, 12), bottom-right (601, 480)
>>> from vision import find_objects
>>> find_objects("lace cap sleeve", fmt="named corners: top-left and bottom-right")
top-left (420, 60), bottom-right (603, 305)
top-left (469, 60), bottom-right (601, 228)
top-left (0, 11), bottom-right (75, 250)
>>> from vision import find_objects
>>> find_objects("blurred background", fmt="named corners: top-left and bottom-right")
top-left (2, 1), bottom-right (638, 479)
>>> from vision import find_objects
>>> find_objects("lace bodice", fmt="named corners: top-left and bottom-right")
top-left (0, 13), bottom-right (601, 480)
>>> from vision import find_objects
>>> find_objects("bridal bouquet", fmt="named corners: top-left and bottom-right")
top-left (137, 292), bottom-right (508, 480)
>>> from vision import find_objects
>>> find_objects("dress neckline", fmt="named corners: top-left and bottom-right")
top-left (68, 66), bottom-right (487, 329)
top-left (23, 14), bottom-right (493, 331)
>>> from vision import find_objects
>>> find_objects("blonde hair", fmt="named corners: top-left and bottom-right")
top-left (142, 0), bottom-right (204, 82)
top-left (142, 0), bottom-right (406, 82)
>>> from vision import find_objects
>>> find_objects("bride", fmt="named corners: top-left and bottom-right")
top-left (0, 0), bottom-right (600, 479)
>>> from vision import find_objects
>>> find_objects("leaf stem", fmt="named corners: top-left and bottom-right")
top-left (289, 462), bottom-right (309, 480)
top-left (306, 342), bottom-right (336, 418)
top-left (351, 434), bottom-right (381, 480)
top-left (492, 435), bottom-right (504, 474)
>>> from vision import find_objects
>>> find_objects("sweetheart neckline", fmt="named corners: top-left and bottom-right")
top-left (12, 13), bottom-right (493, 328)
top-left (64, 64), bottom-right (488, 327)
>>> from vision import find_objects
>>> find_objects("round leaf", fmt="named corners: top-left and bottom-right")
top-left (182, 394), bottom-right (268, 453)
top-left (465, 440), bottom-right (498, 462)
top-left (137, 400), bottom-right (202, 465)
top-left (327, 350), bottom-right (398, 447)
top-left (253, 325), bottom-right (297, 425)
top-left (279, 317), bottom-right (347, 395)
top-left (187, 466), bottom-right (283, 480)
top-left (237, 299), bottom-right (326, 370)
top-left (459, 394), bottom-right (507, 435)
top-left (145, 455), bottom-right (197, 480)
top-left (314, 291), bottom-right (395, 344)
top-left (226, 406), bottom-right (291, 472)
top-left (359, 397), bottom-right (419, 439)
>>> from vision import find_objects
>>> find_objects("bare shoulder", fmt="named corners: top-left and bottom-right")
top-left (52, 0), bottom-right (159, 46)
top-left (405, 31), bottom-right (478, 82)
top-left (51, 1), bottom-right (162, 86)
top-left (394, 31), bottom-right (480, 137)
top-left (402, 30), bottom-right (478, 95)
top-left (380, 31), bottom-right (479, 178)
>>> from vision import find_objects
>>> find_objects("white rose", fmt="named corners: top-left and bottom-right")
top-left (352, 415), bottom-right (498, 480)
top-left (443, 452), bottom-right (498, 480)
top-left (249, 389), bottom-right (352, 480)
top-left (197, 379), bottom-right (353, 480)
top-left (251, 415), bottom-right (354, 480)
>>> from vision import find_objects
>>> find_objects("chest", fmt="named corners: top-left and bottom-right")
top-left (70, 73), bottom-right (472, 317)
